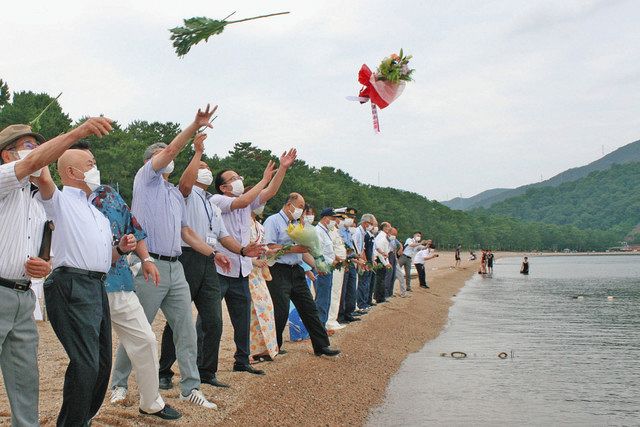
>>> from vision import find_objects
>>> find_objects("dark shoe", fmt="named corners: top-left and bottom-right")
top-left (369, 302), bottom-right (377, 306)
top-left (351, 311), bottom-right (364, 317)
top-left (314, 346), bottom-right (341, 357)
top-left (201, 376), bottom-right (230, 388)
top-left (139, 404), bottom-right (182, 420)
top-left (344, 315), bottom-right (361, 322)
top-left (159, 377), bottom-right (173, 390)
top-left (407, 288), bottom-right (413, 292)
top-left (278, 348), bottom-right (288, 355)
top-left (233, 364), bottom-right (266, 376)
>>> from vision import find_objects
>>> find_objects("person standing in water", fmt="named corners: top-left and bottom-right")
top-left (520, 256), bottom-right (529, 275)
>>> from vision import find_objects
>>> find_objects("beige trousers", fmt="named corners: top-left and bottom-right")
top-left (108, 291), bottom-right (164, 413)
top-left (326, 269), bottom-right (345, 330)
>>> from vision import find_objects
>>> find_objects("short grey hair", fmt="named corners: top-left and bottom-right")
top-left (360, 213), bottom-right (375, 224)
top-left (143, 142), bottom-right (167, 161)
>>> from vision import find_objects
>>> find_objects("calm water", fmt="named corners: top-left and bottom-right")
top-left (369, 255), bottom-right (640, 426)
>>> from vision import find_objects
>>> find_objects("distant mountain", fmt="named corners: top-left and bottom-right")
top-left (483, 161), bottom-right (640, 242)
top-left (441, 139), bottom-right (640, 210)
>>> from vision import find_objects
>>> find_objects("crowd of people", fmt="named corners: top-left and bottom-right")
top-left (0, 105), bottom-right (441, 425)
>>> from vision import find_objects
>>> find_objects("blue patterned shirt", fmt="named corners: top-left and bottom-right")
top-left (90, 185), bottom-right (147, 292)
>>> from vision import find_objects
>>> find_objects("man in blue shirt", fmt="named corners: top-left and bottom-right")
top-left (263, 193), bottom-right (340, 357)
top-left (338, 208), bottom-right (362, 323)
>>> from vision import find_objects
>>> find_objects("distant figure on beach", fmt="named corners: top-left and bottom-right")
top-left (479, 249), bottom-right (487, 274)
top-left (469, 250), bottom-right (476, 261)
top-left (454, 244), bottom-right (461, 268)
top-left (520, 257), bottom-right (529, 275)
top-left (487, 250), bottom-right (494, 273)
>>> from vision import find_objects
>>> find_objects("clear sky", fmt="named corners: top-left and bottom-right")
top-left (2, 0), bottom-right (639, 201)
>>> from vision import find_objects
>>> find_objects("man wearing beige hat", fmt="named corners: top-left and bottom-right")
top-left (0, 117), bottom-right (112, 426)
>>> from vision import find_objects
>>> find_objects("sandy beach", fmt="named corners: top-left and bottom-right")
top-left (0, 252), bottom-right (512, 426)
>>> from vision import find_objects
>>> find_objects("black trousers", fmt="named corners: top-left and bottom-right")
top-left (340, 265), bottom-right (358, 318)
top-left (159, 249), bottom-right (223, 380)
top-left (267, 263), bottom-right (330, 352)
top-left (415, 263), bottom-right (427, 287)
top-left (374, 267), bottom-right (388, 302)
top-left (44, 268), bottom-right (112, 427)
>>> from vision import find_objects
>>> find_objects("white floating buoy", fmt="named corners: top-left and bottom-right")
top-left (607, 296), bottom-right (614, 301)
top-left (577, 296), bottom-right (584, 300)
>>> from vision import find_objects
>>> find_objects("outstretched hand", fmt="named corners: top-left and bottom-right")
top-left (243, 242), bottom-right (266, 258)
top-left (73, 117), bottom-right (113, 139)
top-left (279, 148), bottom-right (297, 169)
top-left (262, 160), bottom-right (277, 182)
top-left (194, 104), bottom-right (218, 129)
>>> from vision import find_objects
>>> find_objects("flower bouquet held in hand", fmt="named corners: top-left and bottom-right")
top-left (170, 11), bottom-right (290, 57)
top-left (350, 49), bottom-right (415, 133)
top-left (286, 223), bottom-right (333, 273)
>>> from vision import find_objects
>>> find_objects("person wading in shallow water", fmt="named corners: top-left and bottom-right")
top-left (520, 257), bottom-right (529, 275)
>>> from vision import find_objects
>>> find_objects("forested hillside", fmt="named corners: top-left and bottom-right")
top-left (482, 162), bottom-right (640, 243)
top-left (0, 87), bottom-right (621, 251)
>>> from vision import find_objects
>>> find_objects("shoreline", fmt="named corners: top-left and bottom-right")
top-left (0, 252), bottom-right (514, 426)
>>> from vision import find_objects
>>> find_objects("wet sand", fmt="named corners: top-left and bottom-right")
top-left (0, 253), bottom-right (513, 426)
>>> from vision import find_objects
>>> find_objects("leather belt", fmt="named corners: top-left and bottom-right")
top-left (55, 266), bottom-right (107, 281)
top-left (149, 252), bottom-right (179, 262)
top-left (0, 277), bottom-right (31, 292)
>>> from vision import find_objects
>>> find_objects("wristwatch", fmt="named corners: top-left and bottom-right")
top-left (142, 257), bottom-right (154, 264)
top-left (208, 251), bottom-right (217, 261)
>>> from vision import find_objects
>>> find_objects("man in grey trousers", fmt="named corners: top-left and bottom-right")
top-left (110, 104), bottom-right (224, 409)
top-left (0, 118), bottom-right (112, 426)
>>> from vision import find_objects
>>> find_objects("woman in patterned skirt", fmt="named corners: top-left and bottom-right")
top-left (248, 207), bottom-right (279, 362)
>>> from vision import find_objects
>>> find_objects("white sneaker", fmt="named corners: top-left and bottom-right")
top-left (180, 389), bottom-right (217, 409)
top-left (110, 386), bottom-right (127, 404)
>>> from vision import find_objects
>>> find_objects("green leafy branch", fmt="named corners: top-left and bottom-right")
top-left (169, 11), bottom-right (290, 57)
top-left (29, 92), bottom-right (62, 132)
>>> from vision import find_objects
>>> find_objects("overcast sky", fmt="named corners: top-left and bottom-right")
top-left (2, 0), bottom-right (639, 201)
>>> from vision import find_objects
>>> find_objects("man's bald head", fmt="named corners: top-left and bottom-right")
top-left (58, 149), bottom-right (96, 188)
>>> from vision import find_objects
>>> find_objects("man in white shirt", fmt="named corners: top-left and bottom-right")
top-left (158, 134), bottom-right (263, 388)
top-left (210, 148), bottom-right (296, 375)
top-left (314, 208), bottom-right (338, 327)
top-left (326, 209), bottom-right (347, 332)
top-left (373, 222), bottom-right (392, 303)
top-left (0, 118), bottom-right (112, 427)
top-left (399, 231), bottom-right (422, 292)
top-left (38, 149), bottom-right (138, 426)
top-left (414, 240), bottom-right (437, 288)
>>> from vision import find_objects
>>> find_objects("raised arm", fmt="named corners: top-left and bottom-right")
top-left (259, 148), bottom-right (297, 203)
top-left (152, 105), bottom-right (216, 172)
top-left (229, 160), bottom-right (276, 210)
top-left (178, 133), bottom-right (207, 197)
top-left (15, 117), bottom-right (112, 181)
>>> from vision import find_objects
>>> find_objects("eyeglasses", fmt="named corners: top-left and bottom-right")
top-left (223, 175), bottom-right (243, 184)
top-left (8, 140), bottom-right (39, 152)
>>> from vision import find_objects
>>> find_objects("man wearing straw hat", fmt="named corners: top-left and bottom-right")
top-left (0, 117), bottom-right (112, 426)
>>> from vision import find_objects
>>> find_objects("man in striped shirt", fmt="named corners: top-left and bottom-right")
top-left (0, 118), bottom-right (112, 426)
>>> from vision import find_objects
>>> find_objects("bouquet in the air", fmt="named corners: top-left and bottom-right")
top-left (287, 223), bottom-right (332, 273)
top-left (356, 49), bottom-right (414, 132)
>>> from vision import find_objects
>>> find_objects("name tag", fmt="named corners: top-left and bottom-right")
top-left (206, 233), bottom-right (218, 247)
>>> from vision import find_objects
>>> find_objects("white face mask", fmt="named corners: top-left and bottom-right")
top-left (230, 179), bottom-right (244, 197)
top-left (290, 205), bottom-right (303, 220)
top-left (196, 168), bottom-right (213, 186)
top-left (343, 218), bottom-right (354, 227)
top-left (253, 205), bottom-right (265, 216)
top-left (162, 160), bottom-right (175, 175)
top-left (373, 226), bottom-right (379, 234)
top-left (366, 224), bottom-right (373, 232)
top-left (17, 149), bottom-right (42, 177)
top-left (328, 220), bottom-right (336, 230)
top-left (303, 215), bottom-right (315, 225)
top-left (79, 166), bottom-right (101, 191)
top-left (390, 236), bottom-right (396, 241)
top-left (414, 236), bottom-right (421, 242)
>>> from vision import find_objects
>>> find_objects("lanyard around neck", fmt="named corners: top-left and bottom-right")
top-left (195, 190), bottom-right (213, 231)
